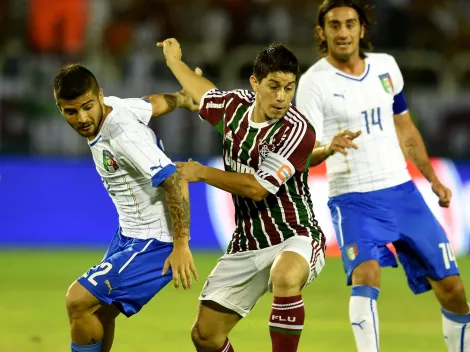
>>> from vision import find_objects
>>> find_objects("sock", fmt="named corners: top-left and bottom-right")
top-left (269, 295), bottom-right (304, 352)
top-left (71, 340), bottom-right (103, 352)
top-left (215, 337), bottom-right (234, 352)
top-left (442, 304), bottom-right (470, 352)
top-left (350, 286), bottom-right (380, 352)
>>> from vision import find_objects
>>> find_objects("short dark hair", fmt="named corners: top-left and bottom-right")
top-left (53, 64), bottom-right (99, 100)
top-left (253, 44), bottom-right (300, 83)
top-left (316, 0), bottom-right (373, 59)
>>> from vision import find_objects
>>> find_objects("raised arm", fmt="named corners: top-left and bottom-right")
top-left (157, 38), bottom-right (216, 104)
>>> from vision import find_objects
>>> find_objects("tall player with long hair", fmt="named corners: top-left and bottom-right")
top-left (297, 1), bottom-right (470, 351)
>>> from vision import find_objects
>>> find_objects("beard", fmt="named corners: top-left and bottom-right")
top-left (72, 107), bottom-right (104, 138)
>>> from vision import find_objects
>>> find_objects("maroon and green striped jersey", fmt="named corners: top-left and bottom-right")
top-left (199, 88), bottom-right (324, 254)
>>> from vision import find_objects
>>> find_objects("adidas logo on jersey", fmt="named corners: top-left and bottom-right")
top-left (206, 101), bottom-right (225, 109)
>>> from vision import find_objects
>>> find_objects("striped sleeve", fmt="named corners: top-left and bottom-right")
top-left (254, 111), bottom-right (316, 194)
top-left (198, 88), bottom-right (230, 130)
top-left (199, 88), bottom-right (253, 135)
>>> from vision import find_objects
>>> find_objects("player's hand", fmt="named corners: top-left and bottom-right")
top-left (431, 180), bottom-right (452, 208)
top-left (175, 159), bottom-right (204, 182)
top-left (326, 130), bottom-right (362, 156)
top-left (157, 38), bottom-right (182, 65)
top-left (177, 68), bottom-right (203, 112)
top-left (162, 243), bottom-right (199, 290)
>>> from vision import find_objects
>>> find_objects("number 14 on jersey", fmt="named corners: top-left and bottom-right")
top-left (362, 107), bottom-right (383, 134)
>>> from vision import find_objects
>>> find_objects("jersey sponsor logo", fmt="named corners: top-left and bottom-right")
top-left (379, 73), bottom-right (395, 94)
top-left (224, 153), bottom-right (256, 174)
top-left (206, 101), bottom-right (225, 109)
top-left (276, 164), bottom-right (293, 182)
top-left (103, 150), bottom-right (119, 173)
top-left (346, 243), bottom-right (358, 260)
top-left (333, 93), bottom-right (345, 99)
top-left (258, 142), bottom-right (275, 161)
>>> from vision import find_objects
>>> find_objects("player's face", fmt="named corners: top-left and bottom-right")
top-left (319, 7), bottom-right (365, 62)
top-left (250, 72), bottom-right (296, 120)
top-left (55, 89), bottom-right (105, 140)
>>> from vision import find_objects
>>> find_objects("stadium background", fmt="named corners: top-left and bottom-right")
top-left (1, 0), bottom-right (470, 351)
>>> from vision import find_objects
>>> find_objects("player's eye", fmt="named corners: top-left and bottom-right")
top-left (84, 105), bottom-right (93, 111)
top-left (270, 86), bottom-right (277, 91)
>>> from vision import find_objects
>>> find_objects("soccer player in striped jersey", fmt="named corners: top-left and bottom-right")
top-left (296, 1), bottom-right (470, 351)
top-left (158, 38), bottom-right (326, 352)
top-left (53, 64), bottom-right (200, 352)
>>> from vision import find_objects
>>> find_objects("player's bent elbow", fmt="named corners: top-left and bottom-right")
top-left (250, 188), bottom-right (269, 202)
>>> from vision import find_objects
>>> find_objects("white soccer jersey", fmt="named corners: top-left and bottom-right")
top-left (297, 53), bottom-right (411, 197)
top-left (87, 96), bottom-right (176, 241)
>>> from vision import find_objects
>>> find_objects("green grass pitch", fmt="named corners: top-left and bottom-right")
top-left (1, 251), bottom-right (468, 351)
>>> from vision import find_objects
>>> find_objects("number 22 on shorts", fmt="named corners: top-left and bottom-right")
top-left (82, 262), bottom-right (113, 286)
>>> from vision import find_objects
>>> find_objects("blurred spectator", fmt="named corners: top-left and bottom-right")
top-left (28, 0), bottom-right (90, 55)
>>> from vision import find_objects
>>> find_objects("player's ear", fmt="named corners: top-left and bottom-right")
top-left (249, 75), bottom-right (259, 93)
top-left (98, 88), bottom-right (104, 105)
top-left (360, 24), bottom-right (365, 39)
top-left (316, 26), bottom-right (325, 42)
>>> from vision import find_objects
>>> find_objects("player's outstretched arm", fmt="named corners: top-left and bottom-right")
top-left (157, 38), bottom-right (216, 104)
top-left (161, 169), bottom-right (199, 289)
top-left (394, 111), bottom-right (451, 207)
top-left (142, 91), bottom-right (199, 118)
top-left (310, 130), bottom-right (361, 167)
top-left (176, 159), bottom-right (269, 202)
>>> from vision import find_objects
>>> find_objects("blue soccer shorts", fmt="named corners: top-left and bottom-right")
top-left (328, 181), bottom-right (460, 294)
top-left (78, 227), bottom-right (173, 317)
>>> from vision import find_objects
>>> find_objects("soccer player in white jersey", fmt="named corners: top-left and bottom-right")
top-left (296, 1), bottom-right (470, 351)
top-left (53, 64), bottom-right (199, 352)
top-left (158, 38), bottom-right (326, 352)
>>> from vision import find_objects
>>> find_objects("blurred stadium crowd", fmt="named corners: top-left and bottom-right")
top-left (0, 0), bottom-right (470, 158)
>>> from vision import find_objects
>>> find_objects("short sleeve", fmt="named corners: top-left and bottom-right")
top-left (254, 117), bottom-right (316, 194)
top-left (296, 74), bottom-right (325, 143)
top-left (198, 88), bottom-right (231, 134)
top-left (388, 56), bottom-right (408, 115)
top-left (113, 130), bottom-right (176, 187)
top-left (123, 98), bottom-right (154, 125)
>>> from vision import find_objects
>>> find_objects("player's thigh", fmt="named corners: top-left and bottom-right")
top-left (96, 303), bottom-right (121, 323)
top-left (193, 300), bottom-right (242, 341)
top-left (200, 251), bottom-right (271, 317)
top-left (78, 237), bottom-right (174, 317)
top-left (270, 235), bottom-right (326, 290)
top-left (329, 196), bottom-right (398, 285)
top-left (66, 280), bottom-right (102, 319)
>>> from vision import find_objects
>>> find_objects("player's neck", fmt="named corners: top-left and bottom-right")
top-left (252, 101), bottom-right (268, 124)
top-left (326, 55), bottom-right (365, 77)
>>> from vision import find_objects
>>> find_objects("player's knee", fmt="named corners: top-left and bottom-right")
top-left (351, 260), bottom-right (380, 288)
top-left (270, 268), bottom-right (303, 291)
top-left (65, 281), bottom-right (96, 319)
top-left (191, 323), bottom-right (225, 350)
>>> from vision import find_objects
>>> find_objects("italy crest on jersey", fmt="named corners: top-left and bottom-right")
top-left (379, 73), bottom-right (395, 94)
top-left (103, 150), bottom-right (119, 173)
